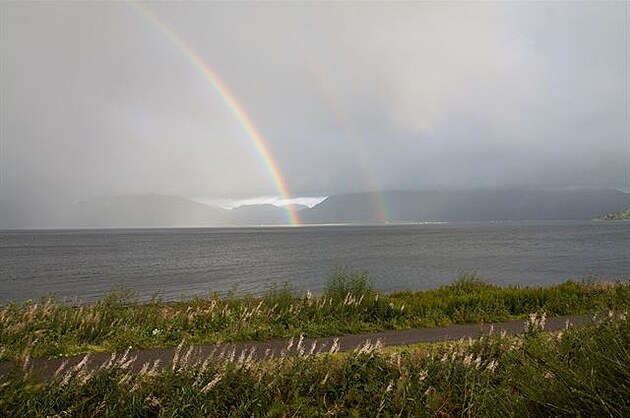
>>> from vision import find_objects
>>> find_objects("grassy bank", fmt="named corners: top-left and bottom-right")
top-left (1, 273), bottom-right (629, 361)
top-left (1, 312), bottom-right (628, 416)
top-left (595, 208), bottom-right (630, 220)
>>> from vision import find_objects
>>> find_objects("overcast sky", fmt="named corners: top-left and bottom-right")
top-left (1, 1), bottom-right (628, 215)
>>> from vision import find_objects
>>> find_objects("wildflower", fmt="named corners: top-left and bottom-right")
top-left (321, 372), bottom-right (330, 386)
top-left (245, 347), bottom-right (256, 364)
top-left (149, 359), bottom-right (161, 374)
top-left (201, 373), bottom-right (223, 393)
top-left (525, 311), bottom-right (547, 333)
top-left (21, 353), bottom-right (31, 373)
top-left (474, 356), bottom-right (482, 369)
top-left (486, 359), bottom-right (498, 373)
top-left (118, 372), bottom-right (132, 386)
top-left (102, 352), bottom-right (117, 370)
top-left (172, 342), bottom-right (184, 370)
top-left (145, 394), bottom-right (161, 408)
top-left (54, 360), bottom-right (69, 378)
top-left (374, 339), bottom-right (383, 350)
top-left (386, 380), bottom-right (394, 392)
top-left (199, 359), bottom-right (210, 374)
top-left (120, 354), bottom-right (137, 371)
top-left (152, 328), bottom-right (161, 336)
top-left (330, 338), bottom-right (339, 353)
top-left (418, 370), bottom-right (428, 382)
top-left (182, 346), bottom-right (194, 366)
top-left (391, 352), bottom-right (401, 368)
top-left (357, 340), bottom-right (371, 355)
top-left (61, 371), bottom-right (72, 386)
top-left (72, 354), bottom-right (91, 373)
top-left (237, 350), bottom-right (246, 366)
top-left (463, 354), bottom-right (473, 366)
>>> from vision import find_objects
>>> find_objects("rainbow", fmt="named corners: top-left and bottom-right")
top-left (129, 2), bottom-right (300, 226)
top-left (303, 52), bottom-right (391, 223)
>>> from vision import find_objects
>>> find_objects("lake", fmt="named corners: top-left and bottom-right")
top-left (1, 221), bottom-right (628, 303)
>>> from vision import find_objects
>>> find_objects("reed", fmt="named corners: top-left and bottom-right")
top-left (1, 312), bottom-right (628, 416)
top-left (1, 272), bottom-right (628, 361)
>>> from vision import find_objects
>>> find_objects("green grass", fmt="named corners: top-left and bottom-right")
top-left (1, 272), bottom-right (629, 361)
top-left (595, 208), bottom-right (630, 220)
top-left (2, 312), bottom-right (628, 416)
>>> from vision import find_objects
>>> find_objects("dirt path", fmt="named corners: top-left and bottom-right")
top-left (1, 314), bottom-right (593, 381)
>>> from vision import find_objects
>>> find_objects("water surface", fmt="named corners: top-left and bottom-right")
top-left (1, 221), bottom-right (628, 303)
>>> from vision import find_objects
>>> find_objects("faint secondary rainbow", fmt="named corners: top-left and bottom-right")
top-left (129, 2), bottom-right (300, 226)
top-left (303, 52), bottom-right (391, 223)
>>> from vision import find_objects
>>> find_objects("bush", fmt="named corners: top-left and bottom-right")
top-left (323, 270), bottom-right (375, 301)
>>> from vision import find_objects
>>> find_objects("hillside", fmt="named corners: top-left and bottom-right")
top-left (60, 195), bottom-right (231, 228)
top-left (301, 189), bottom-right (630, 223)
top-left (4, 189), bottom-right (629, 228)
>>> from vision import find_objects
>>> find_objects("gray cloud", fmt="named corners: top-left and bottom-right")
top-left (1, 2), bottom-right (628, 225)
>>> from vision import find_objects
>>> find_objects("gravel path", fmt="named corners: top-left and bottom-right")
top-left (0, 314), bottom-right (594, 381)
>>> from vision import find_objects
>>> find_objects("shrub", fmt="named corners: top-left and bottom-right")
top-left (323, 270), bottom-right (375, 301)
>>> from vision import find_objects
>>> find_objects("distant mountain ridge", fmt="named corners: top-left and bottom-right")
top-left (3, 189), bottom-right (629, 228)
top-left (62, 195), bottom-right (231, 228)
top-left (56, 195), bottom-right (303, 228)
top-left (301, 189), bottom-right (630, 224)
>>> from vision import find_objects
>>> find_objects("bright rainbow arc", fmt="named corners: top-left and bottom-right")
top-left (129, 2), bottom-right (300, 226)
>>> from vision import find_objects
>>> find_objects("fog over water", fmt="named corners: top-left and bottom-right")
top-left (1, 2), bottom-right (628, 227)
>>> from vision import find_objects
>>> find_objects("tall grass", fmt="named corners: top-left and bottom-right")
top-left (2, 312), bottom-right (628, 416)
top-left (1, 272), bottom-right (629, 361)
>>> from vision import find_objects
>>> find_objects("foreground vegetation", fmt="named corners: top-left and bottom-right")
top-left (1, 273), bottom-right (629, 361)
top-left (1, 312), bottom-right (628, 416)
top-left (595, 208), bottom-right (630, 220)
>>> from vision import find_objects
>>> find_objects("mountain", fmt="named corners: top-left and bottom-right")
top-left (301, 189), bottom-right (630, 223)
top-left (51, 196), bottom-right (307, 228)
top-left (59, 195), bottom-right (231, 228)
top-left (4, 189), bottom-right (628, 229)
